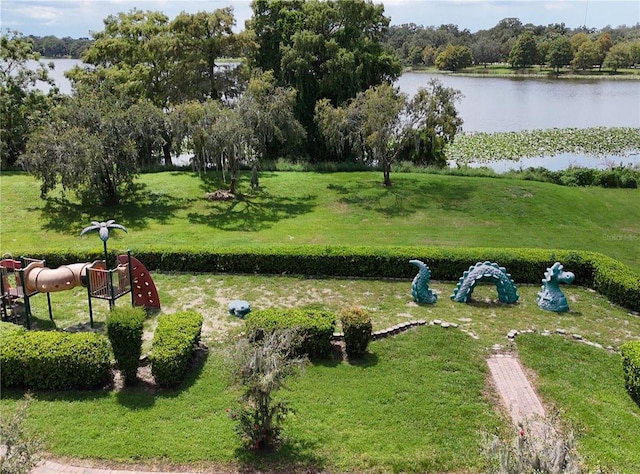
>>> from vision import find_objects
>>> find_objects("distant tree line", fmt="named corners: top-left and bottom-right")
top-left (382, 18), bottom-right (640, 71)
top-left (29, 35), bottom-right (92, 58)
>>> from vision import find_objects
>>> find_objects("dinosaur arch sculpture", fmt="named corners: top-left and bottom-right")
top-left (450, 261), bottom-right (519, 304)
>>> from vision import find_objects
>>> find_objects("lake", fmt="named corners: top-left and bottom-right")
top-left (41, 59), bottom-right (640, 170)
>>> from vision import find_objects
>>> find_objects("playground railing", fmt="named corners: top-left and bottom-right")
top-left (86, 259), bottom-right (134, 327)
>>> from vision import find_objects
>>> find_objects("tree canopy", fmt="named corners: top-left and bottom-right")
top-left (248, 0), bottom-right (402, 158)
top-left (0, 30), bottom-right (61, 168)
top-left (315, 79), bottom-right (463, 186)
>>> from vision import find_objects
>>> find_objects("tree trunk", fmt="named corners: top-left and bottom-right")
top-left (162, 141), bottom-right (172, 166)
top-left (383, 161), bottom-right (392, 187)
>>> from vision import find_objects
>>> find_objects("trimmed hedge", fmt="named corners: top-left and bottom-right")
top-left (621, 341), bottom-right (640, 403)
top-left (245, 309), bottom-right (336, 359)
top-left (340, 307), bottom-right (373, 358)
top-left (12, 245), bottom-right (640, 311)
top-left (0, 321), bottom-right (26, 338)
top-left (0, 331), bottom-right (112, 390)
top-left (149, 311), bottom-right (204, 388)
top-left (106, 306), bottom-right (146, 385)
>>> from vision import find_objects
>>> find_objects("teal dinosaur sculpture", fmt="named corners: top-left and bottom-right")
top-left (537, 262), bottom-right (575, 312)
top-left (450, 261), bottom-right (519, 304)
top-left (409, 259), bottom-right (437, 304)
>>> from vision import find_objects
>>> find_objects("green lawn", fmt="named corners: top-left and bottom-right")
top-left (518, 334), bottom-right (640, 472)
top-left (1, 170), bottom-right (639, 473)
top-left (1, 171), bottom-right (639, 273)
top-left (1, 328), bottom-right (502, 473)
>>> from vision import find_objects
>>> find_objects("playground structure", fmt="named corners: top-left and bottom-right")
top-left (1, 251), bottom-right (159, 329)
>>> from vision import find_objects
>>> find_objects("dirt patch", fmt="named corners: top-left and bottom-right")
top-left (206, 190), bottom-right (235, 201)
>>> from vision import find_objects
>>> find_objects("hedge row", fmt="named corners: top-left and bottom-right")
top-left (245, 309), bottom-right (336, 359)
top-left (149, 311), bottom-right (204, 388)
top-left (0, 330), bottom-right (112, 390)
top-left (621, 341), bottom-right (640, 403)
top-left (14, 245), bottom-right (640, 311)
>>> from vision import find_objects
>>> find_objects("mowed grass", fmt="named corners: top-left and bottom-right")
top-left (2, 170), bottom-right (639, 472)
top-left (518, 334), bottom-right (640, 472)
top-left (1, 328), bottom-right (502, 473)
top-left (1, 170), bottom-right (639, 273)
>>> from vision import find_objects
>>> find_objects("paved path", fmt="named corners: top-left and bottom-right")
top-left (487, 353), bottom-right (546, 426)
top-left (33, 354), bottom-right (546, 474)
top-left (31, 461), bottom-right (203, 474)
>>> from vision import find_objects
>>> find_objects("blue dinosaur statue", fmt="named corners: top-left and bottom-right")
top-left (450, 261), bottom-right (519, 304)
top-left (409, 259), bottom-right (437, 304)
top-left (537, 262), bottom-right (575, 312)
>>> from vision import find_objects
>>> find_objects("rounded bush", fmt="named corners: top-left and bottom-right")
top-left (340, 307), bottom-right (372, 358)
top-left (245, 309), bottom-right (336, 359)
top-left (150, 311), bottom-right (204, 388)
top-left (621, 341), bottom-right (640, 403)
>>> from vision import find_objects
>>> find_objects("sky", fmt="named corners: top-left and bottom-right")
top-left (1, 0), bottom-right (639, 39)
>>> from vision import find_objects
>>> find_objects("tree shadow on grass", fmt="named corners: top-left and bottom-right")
top-left (327, 176), bottom-right (476, 217)
top-left (233, 437), bottom-right (327, 474)
top-left (35, 183), bottom-right (196, 235)
top-left (188, 191), bottom-right (316, 232)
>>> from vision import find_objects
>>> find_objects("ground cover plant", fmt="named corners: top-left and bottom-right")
top-left (446, 127), bottom-right (640, 165)
top-left (1, 171), bottom-right (639, 273)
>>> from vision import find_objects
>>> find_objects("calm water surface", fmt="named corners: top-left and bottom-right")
top-left (397, 72), bottom-right (640, 133)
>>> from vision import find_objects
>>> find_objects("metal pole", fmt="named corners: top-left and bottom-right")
top-left (109, 270), bottom-right (115, 310)
top-left (47, 292), bottom-right (53, 321)
top-left (87, 269), bottom-right (94, 328)
top-left (127, 250), bottom-right (135, 308)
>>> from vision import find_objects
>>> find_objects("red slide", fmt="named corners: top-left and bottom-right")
top-left (118, 254), bottom-right (160, 309)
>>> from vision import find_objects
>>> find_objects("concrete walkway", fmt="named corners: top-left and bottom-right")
top-left (33, 353), bottom-right (546, 474)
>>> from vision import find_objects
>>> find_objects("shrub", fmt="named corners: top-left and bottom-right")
top-left (595, 169), bottom-right (620, 188)
top-left (245, 309), bottom-right (336, 359)
top-left (0, 394), bottom-right (42, 474)
top-left (227, 329), bottom-right (306, 451)
top-left (106, 306), bottom-right (146, 385)
top-left (0, 331), bottom-right (112, 390)
top-left (149, 311), bottom-right (204, 388)
top-left (483, 416), bottom-right (582, 473)
top-left (621, 341), bottom-right (640, 403)
top-left (340, 307), bottom-right (373, 358)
